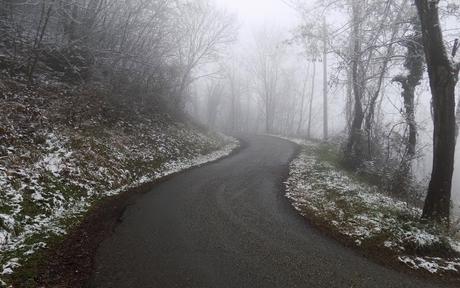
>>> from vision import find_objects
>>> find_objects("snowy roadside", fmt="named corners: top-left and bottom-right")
top-left (0, 129), bottom-right (238, 287)
top-left (276, 136), bottom-right (460, 277)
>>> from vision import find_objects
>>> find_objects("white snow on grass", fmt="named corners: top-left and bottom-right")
top-left (267, 134), bottom-right (316, 146)
top-left (398, 256), bottom-right (460, 274)
top-left (34, 133), bottom-right (73, 177)
top-left (282, 138), bottom-right (460, 275)
top-left (0, 127), bottom-right (238, 286)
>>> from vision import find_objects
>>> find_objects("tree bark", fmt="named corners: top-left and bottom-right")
top-left (456, 91), bottom-right (460, 138)
top-left (415, 0), bottom-right (460, 224)
top-left (307, 61), bottom-right (316, 139)
top-left (28, 0), bottom-right (55, 83)
top-left (396, 20), bottom-right (424, 159)
top-left (391, 17), bottom-right (424, 195)
top-left (322, 18), bottom-right (328, 140)
top-left (297, 61), bottom-right (310, 135)
top-left (345, 73), bottom-right (353, 130)
top-left (345, 0), bottom-right (364, 166)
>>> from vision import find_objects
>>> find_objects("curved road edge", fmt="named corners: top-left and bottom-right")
top-left (26, 138), bottom-right (243, 288)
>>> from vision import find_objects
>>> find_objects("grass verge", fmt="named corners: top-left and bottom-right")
top-left (285, 141), bottom-right (460, 285)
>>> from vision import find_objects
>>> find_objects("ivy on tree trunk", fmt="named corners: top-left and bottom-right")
top-left (415, 0), bottom-right (460, 225)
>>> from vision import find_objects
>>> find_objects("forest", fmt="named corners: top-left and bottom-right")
top-left (0, 0), bottom-right (460, 287)
top-left (189, 0), bottom-right (460, 226)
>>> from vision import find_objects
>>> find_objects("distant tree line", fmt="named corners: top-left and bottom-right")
top-left (0, 0), bottom-right (236, 109)
top-left (198, 0), bottom-right (459, 228)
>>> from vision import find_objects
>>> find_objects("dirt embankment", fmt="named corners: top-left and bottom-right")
top-left (0, 78), bottom-right (234, 287)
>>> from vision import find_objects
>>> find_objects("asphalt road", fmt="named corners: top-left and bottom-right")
top-left (90, 135), bottom-right (442, 288)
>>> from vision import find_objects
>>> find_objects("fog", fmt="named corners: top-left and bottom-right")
top-left (190, 0), bottom-right (460, 211)
top-left (2, 0), bottom-right (460, 283)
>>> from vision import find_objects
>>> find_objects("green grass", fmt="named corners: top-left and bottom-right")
top-left (20, 193), bottom-right (43, 218)
top-left (0, 202), bottom-right (14, 215)
top-left (8, 230), bottom-right (66, 287)
top-left (7, 197), bottom-right (102, 287)
top-left (293, 142), bottom-right (459, 260)
top-left (315, 143), bottom-right (382, 188)
top-left (1, 136), bottom-right (229, 287)
top-left (315, 143), bottom-right (341, 166)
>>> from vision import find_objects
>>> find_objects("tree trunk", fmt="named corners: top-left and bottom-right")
top-left (0, 0), bottom-right (7, 17)
top-left (456, 90), bottom-right (460, 138)
top-left (307, 61), bottom-right (316, 139)
top-left (415, 0), bottom-right (460, 224)
top-left (391, 18), bottom-right (424, 195)
top-left (345, 0), bottom-right (364, 167)
top-left (345, 67), bottom-right (353, 132)
top-left (297, 61), bottom-right (310, 135)
top-left (229, 80), bottom-right (237, 132)
top-left (265, 92), bottom-right (271, 133)
top-left (28, 0), bottom-right (55, 83)
top-left (322, 18), bottom-right (328, 140)
top-left (63, 2), bottom-right (79, 43)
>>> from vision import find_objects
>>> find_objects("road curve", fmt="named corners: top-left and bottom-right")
top-left (90, 135), bottom-right (441, 288)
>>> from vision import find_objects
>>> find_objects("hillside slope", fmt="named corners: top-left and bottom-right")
top-left (0, 78), bottom-right (237, 286)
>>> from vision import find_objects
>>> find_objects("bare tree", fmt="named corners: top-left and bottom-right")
top-left (338, 0), bottom-right (411, 167)
top-left (251, 27), bottom-right (285, 133)
top-left (296, 60), bottom-right (311, 135)
top-left (223, 53), bottom-right (245, 132)
top-left (288, 1), bottom-right (330, 140)
top-left (322, 17), bottom-right (328, 140)
top-left (415, 0), bottom-right (460, 224)
top-left (345, 0), bottom-right (365, 166)
top-left (363, 0), bottom-right (409, 159)
top-left (307, 60), bottom-right (317, 139)
top-left (171, 0), bottom-right (236, 107)
top-left (206, 79), bottom-right (225, 127)
top-left (27, 0), bottom-right (56, 82)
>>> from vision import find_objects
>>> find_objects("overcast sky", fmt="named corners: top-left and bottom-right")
top-left (214, 0), bottom-right (299, 40)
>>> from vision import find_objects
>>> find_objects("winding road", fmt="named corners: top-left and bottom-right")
top-left (90, 136), bottom-right (442, 288)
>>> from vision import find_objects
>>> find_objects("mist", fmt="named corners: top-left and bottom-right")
top-left (1, 0), bottom-right (460, 285)
top-left (189, 0), bottom-right (460, 212)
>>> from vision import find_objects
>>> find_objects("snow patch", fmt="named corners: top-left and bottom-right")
top-left (0, 127), bottom-right (238, 285)
top-left (283, 139), bottom-right (460, 275)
